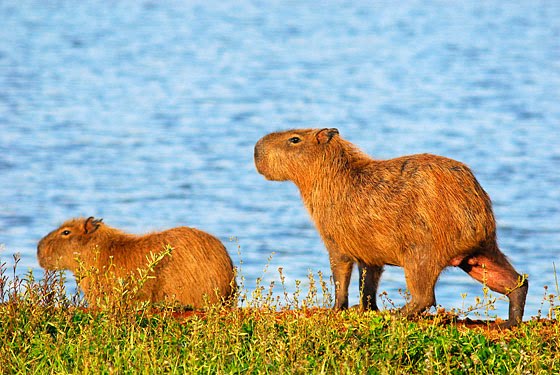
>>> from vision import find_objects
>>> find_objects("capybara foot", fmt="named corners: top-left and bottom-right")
top-left (398, 300), bottom-right (432, 318)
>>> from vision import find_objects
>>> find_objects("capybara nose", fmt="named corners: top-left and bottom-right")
top-left (37, 237), bottom-right (45, 254)
top-left (254, 142), bottom-right (261, 160)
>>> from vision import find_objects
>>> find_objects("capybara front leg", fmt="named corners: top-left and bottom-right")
top-left (329, 251), bottom-right (354, 310)
top-left (358, 264), bottom-right (383, 311)
top-left (458, 252), bottom-right (528, 327)
top-left (400, 263), bottom-right (440, 316)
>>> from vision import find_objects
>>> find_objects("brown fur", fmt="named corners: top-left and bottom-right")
top-left (37, 217), bottom-right (237, 308)
top-left (254, 128), bottom-right (528, 327)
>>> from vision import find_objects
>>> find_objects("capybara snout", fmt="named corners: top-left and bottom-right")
top-left (253, 141), bottom-right (261, 160)
top-left (255, 128), bottom-right (528, 327)
top-left (38, 217), bottom-right (237, 308)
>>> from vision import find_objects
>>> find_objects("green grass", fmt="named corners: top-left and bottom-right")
top-left (1, 252), bottom-right (559, 374)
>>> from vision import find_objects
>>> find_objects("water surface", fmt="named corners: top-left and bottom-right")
top-left (1, 1), bottom-right (559, 319)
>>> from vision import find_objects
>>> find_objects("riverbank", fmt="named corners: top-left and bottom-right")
top-left (1, 261), bottom-right (558, 374)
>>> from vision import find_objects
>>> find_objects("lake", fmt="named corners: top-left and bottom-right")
top-left (1, 0), bottom-right (559, 319)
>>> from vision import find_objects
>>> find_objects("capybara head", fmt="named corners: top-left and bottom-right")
top-left (37, 217), bottom-right (104, 270)
top-left (254, 128), bottom-right (341, 182)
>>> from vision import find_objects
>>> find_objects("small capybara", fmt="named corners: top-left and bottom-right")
top-left (254, 128), bottom-right (528, 327)
top-left (37, 217), bottom-right (237, 308)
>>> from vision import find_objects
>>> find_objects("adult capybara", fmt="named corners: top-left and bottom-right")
top-left (254, 128), bottom-right (528, 327)
top-left (37, 217), bottom-right (236, 308)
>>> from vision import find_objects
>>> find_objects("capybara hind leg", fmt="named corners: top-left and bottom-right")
top-left (358, 264), bottom-right (383, 310)
top-left (400, 263), bottom-right (440, 316)
top-left (458, 252), bottom-right (528, 327)
top-left (329, 251), bottom-right (354, 310)
top-left (503, 281), bottom-right (528, 328)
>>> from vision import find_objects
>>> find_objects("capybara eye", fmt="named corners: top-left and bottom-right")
top-left (288, 137), bottom-right (301, 144)
top-left (61, 230), bottom-right (71, 236)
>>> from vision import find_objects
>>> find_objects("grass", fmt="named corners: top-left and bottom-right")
top-left (1, 251), bottom-right (559, 374)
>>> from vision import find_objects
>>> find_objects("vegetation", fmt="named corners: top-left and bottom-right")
top-left (1, 251), bottom-right (559, 374)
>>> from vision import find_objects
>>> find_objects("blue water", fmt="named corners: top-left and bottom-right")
top-left (1, 1), bottom-right (559, 319)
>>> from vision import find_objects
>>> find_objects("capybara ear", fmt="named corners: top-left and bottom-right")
top-left (84, 217), bottom-right (103, 234)
top-left (316, 128), bottom-right (339, 144)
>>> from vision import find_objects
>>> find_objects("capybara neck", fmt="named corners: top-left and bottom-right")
top-left (72, 225), bottom-right (140, 271)
top-left (295, 138), bottom-right (375, 199)
top-left (89, 225), bottom-right (135, 246)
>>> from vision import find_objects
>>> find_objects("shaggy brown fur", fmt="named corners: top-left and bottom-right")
top-left (37, 217), bottom-right (237, 308)
top-left (254, 128), bottom-right (528, 327)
